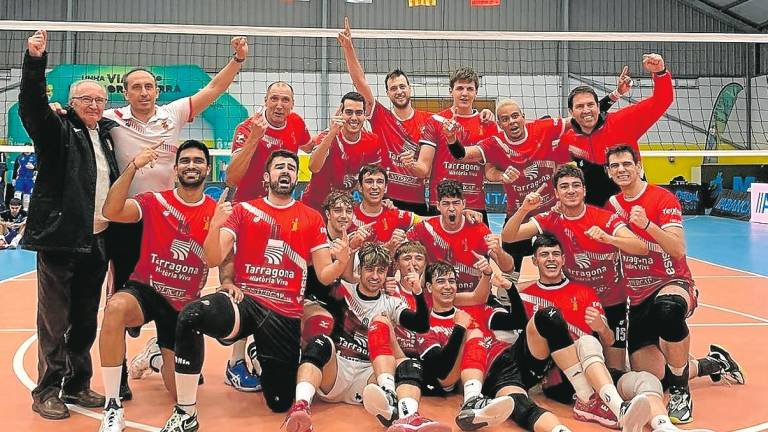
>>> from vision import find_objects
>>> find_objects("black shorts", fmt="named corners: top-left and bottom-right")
top-left (223, 296), bottom-right (302, 367)
top-left (627, 285), bottom-right (696, 355)
top-left (388, 197), bottom-right (430, 217)
top-left (604, 302), bottom-right (629, 350)
top-left (121, 281), bottom-right (179, 350)
top-left (106, 221), bottom-right (143, 291)
top-left (482, 332), bottom-right (552, 397)
top-left (501, 238), bottom-right (533, 260)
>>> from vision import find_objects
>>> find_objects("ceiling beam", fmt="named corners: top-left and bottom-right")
top-left (720, 0), bottom-right (751, 11)
top-left (676, 0), bottom-right (761, 32)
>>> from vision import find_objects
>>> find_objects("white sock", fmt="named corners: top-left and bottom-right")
top-left (598, 383), bottom-right (624, 417)
top-left (377, 373), bottom-right (396, 393)
top-left (230, 340), bottom-right (246, 364)
top-left (150, 354), bottom-right (163, 372)
top-left (398, 397), bottom-right (418, 418)
top-left (101, 365), bottom-right (123, 407)
top-left (562, 364), bottom-right (592, 403)
top-left (295, 381), bottom-right (316, 405)
top-left (175, 373), bottom-right (200, 415)
top-left (669, 364), bottom-right (686, 376)
top-left (551, 425), bottom-right (572, 432)
top-left (651, 414), bottom-right (676, 430)
top-left (463, 379), bottom-right (482, 403)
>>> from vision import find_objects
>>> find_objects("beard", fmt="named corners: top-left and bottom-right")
top-left (177, 171), bottom-right (205, 188)
top-left (268, 175), bottom-right (297, 196)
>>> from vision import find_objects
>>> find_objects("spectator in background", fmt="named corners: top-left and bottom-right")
top-left (20, 30), bottom-right (120, 420)
top-left (0, 197), bottom-right (26, 249)
top-left (0, 150), bottom-right (6, 212)
top-left (13, 150), bottom-right (37, 210)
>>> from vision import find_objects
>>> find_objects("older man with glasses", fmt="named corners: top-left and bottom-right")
top-left (19, 30), bottom-right (121, 420)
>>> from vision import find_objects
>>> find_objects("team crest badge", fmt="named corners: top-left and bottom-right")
top-left (292, 218), bottom-right (299, 231)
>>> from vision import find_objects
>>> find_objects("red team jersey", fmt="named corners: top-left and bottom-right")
top-left (607, 184), bottom-right (694, 305)
top-left (531, 206), bottom-right (627, 307)
top-left (230, 113), bottom-right (312, 202)
top-left (520, 278), bottom-right (604, 340)
top-left (302, 130), bottom-right (382, 211)
top-left (130, 190), bottom-right (216, 311)
top-left (407, 217), bottom-right (491, 294)
top-left (479, 118), bottom-right (570, 217)
top-left (420, 110), bottom-right (498, 210)
top-left (221, 198), bottom-right (329, 319)
top-left (369, 102), bottom-right (432, 204)
top-left (350, 205), bottom-right (416, 243)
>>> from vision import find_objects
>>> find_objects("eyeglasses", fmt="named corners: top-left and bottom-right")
top-left (72, 96), bottom-right (108, 106)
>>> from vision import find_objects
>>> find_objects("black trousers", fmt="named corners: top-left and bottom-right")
top-left (32, 234), bottom-right (108, 402)
top-left (106, 221), bottom-right (143, 292)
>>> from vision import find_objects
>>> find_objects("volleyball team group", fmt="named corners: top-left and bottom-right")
top-left (18, 18), bottom-right (745, 432)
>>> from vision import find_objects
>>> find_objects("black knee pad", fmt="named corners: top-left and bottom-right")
top-left (300, 335), bottom-right (333, 369)
top-left (395, 358), bottom-right (423, 388)
top-left (260, 358), bottom-right (298, 413)
top-left (652, 294), bottom-right (689, 343)
top-left (509, 393), bottom-right (547, 430)
top-left (177, 293), bottom-right (235, 339)
top-left (533, 307), bottom-right (573, 352)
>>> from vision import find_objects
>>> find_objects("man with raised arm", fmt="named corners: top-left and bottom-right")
top-left (337, 17), bottom-right (432, 215)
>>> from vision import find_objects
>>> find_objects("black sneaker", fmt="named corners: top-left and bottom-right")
top-left (159, 405), bottom-right (199, 432)
top-left (455, 395), bottom-right (515, 431)
top-left (708, 344), bottom-right (745, 385)
top-left (667, 386), bottom-right (693, 425)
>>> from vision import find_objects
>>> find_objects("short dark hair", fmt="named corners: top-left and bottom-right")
top-left (605, 144), bottom-right (639, 164)
top-left (264, 149), bottom-right (299, 173)
top-left (176, 140), bottom-right (210, 165)
top-left (358, 164), bottom-right (388, 186)
top-left (553, 164), bottom-right (585, 187)
top-left (436, 179), bottom-right (463, 201)
top-left (449, 67), bottom-right (480, 90)
top-left (384, 69), bottom-right (410, 90)
top-left (425, 261), bottom-right (456, 284)
top-left (532, 232), bottom-right (562, 254)
top-left (122, 67), bottom-right (156, 89)
top-left (567, 85), bottom-right (598, 110)
top-left (9, 197), bottom-right (22, 206)
top-left (266, 81), bottom-right (294, 95)
top-left (341, 91), bottom-right (366, 112)
top-left (322, 189), bottom-right (354, 212)
top-left (393, 241), bottom-right (427, 262)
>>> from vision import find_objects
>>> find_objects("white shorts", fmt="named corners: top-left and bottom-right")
top-left (318, 355), bottom-right (373, 405)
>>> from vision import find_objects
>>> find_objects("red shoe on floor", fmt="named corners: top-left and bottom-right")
top-left (387, 412), bottom-right (452, 432)
top-left (283, 400), bottom-right (313, 432)
top-left (573, 393), bottom-right (619, 429)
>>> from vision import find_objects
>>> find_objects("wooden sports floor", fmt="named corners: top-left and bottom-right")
top-left (1, 216), bottom-right (766, 431)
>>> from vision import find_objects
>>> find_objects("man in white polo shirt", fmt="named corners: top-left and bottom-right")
top-left (102, 36), bottom-right (249, 400)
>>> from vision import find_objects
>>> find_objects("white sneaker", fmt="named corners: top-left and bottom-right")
top-left (129, 336), bottom-right (161, 379)
top-left (98, 399), bottom-right (125, 432)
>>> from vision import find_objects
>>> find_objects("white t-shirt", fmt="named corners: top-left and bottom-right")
top-left (104, 98), bottom-right (193, 196)
top-left (89, 128), bottom-right (110, 234)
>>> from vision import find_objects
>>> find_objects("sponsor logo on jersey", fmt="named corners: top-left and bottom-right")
top-left (264, 239), bottom-right (286, 265)
top-left (575, 252), bottom-right (591, 269)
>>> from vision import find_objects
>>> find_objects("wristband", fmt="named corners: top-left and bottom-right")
top-left (233, 53), bottom-right (245, 63)
top-left (643, 220), bottom-right (651, 230)
top-left (448, 141), bottom-right (466, 159)
top-left (482, 271), bottom-right (493, 277)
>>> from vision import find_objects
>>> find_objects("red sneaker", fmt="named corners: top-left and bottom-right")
top-left (387, 412), bottom-right (452, 432)
top-left (283, 400), bottom-right (313, 432)
top-left (573, 393), bottom-right (619, 429)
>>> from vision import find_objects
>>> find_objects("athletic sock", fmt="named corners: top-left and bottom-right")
top-left (651, 414), bottom-right (676, 430)
top-left (562, 363), bottom-right (592, 403)
top-left (176, 372), bottom-right (200, 415)
top-left (295, 381), bottom-right (316, 405)
top-left (102, 366), bottom-right (123, 407)
top-left (463, 379), bottom-right (482, 404)
top-left (666, 363), bottom-right (689, 389)
top-left (398, 397), bottom-right (418, 418)
top-left (377, 373), bottom-right (396, 394)
top-left (598, 383), bottom-right (624, 417)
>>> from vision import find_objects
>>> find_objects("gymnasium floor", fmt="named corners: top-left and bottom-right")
top-left (1, 215), bottom-right (766, 431)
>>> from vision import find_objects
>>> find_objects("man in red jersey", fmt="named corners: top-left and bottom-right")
top-left (407, 179), bottom-right (515, 301)
top-left (155, 150), bottom-right (350, 431)
top-left (605, 145), bottom-right (744, 424)
top-left (96, 140), bottom-right (216, 432)
top-left (337, 18), bottom-right (432, 215)
top-left (404, 67), bottom-right (498, 218)
top-left (561, 54), bottom-right (674, 207)
top-left (226, 81), bottom-right (313, 202)
top-left (303, 91), bottom-right (383, 212)
top-left (501, 165), bottom-right (648, 370)
top-left (350, 164), bottom-right (418, 253)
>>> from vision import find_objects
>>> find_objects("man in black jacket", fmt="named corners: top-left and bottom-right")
top-left (19, 30), bottom-right (120, 420)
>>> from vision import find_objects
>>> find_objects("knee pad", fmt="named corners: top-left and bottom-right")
top-left (652, 294), bottom-right (689, 342)
top-left (395, 358), bottom-right (423, 388)
top-left (368, 320), bottom-right (394, 361)
top-left (533, 307), bottom-right (573, 352)
top-left (177, 293), bottom-right (235, 340)
top-left (509, 393), bottom-right (547, 430)
top-left (576, 335), bottom-right (605, 370)
top-left (300, 335), bottom-right (334, 369)
top-left (617, 371), bottom-right (663, 400)
top-left (302, 313), bottom-right (334, 344)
